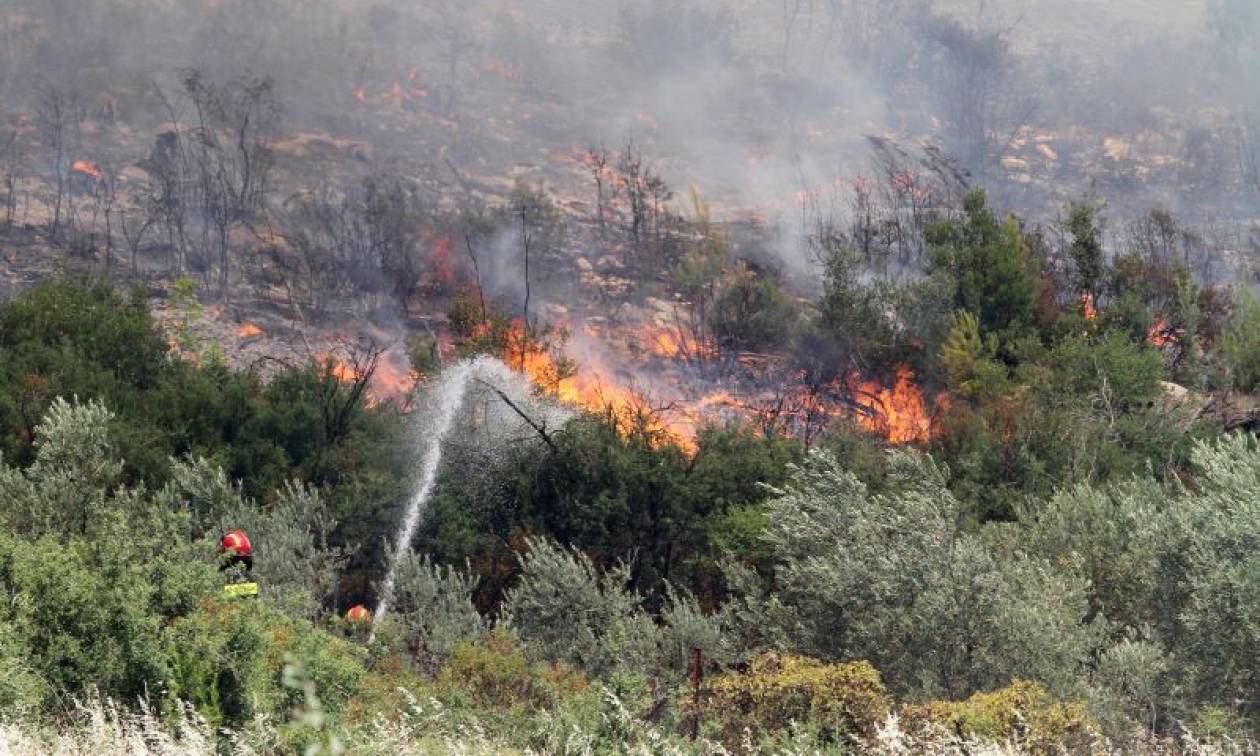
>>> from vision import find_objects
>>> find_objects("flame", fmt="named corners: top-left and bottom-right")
top-left (352, 72), bottom-right (427, 109)
top-left (498, 321), bottom-right (697, 452)
top-left (428, 235), bottom-right (455, 288)
top-left (481, 317), bottom-right (938, 453)
top-left (371, 354), bottom-right (416, 404)
top-left (72, 160), bottom-right (102, 181)
top-left (236, 323), bottom-right (264, 338)
top-left (1148, 318), bottom-right (1182, 347)
top-left (649, 328), bottom-right (683, 358)
top-left (851, 367), bottom-right (933, 445)
top-left (320, 351), bottom-right (415, 406)
top-left (1082, 292), bottom-right (1098, 321)
top-left (323, 354), bottom-right (357, 385)
top-left (636, 323), bottom-right (717, 362)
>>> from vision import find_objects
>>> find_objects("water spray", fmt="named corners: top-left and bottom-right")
top-left (369, 356), bottom-right (572, 640)
top-left (369, 359), bottom-right (475, 640)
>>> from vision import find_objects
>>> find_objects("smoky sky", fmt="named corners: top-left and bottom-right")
top-left (1, 0), bottom-right (1256, 278)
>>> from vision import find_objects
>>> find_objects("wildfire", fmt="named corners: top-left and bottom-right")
top-left (851, 367), bottom-right (933, 445)
top-left (237, 323), bottom-right (264, 338)
top-left (1082, 292), bottom-right (1099, 321)
top-left (498, 316), bottom-right (939, 452)
top-left (323, 354), bottom-right (358, 385)
top-left (1148, 318), bottom-right (1182, 347)
top-left (372, 355), bottom-right (416, 403)
top-left (352, 71), bottom-right (427, 109)
top-left (427, 235), bottom-right (455, 288)
top-left (321, 350), bottom-right (415, 406)
top-left (71, 160), bottom-right (103, 181)
top-left (499, 321), bottom-right (698, 451)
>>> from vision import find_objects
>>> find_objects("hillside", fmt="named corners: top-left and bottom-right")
top-left (1, 0), bottom-right (1260, 753)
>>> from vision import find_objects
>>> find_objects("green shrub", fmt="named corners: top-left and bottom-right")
top-left (709, 262), bottom-right (797, 352)
top-left (0, 528), bottom-right (214, 713)
top-left (502, 537), bottom-right (657, 677)
top-left (902, 679), bottom-right (1096, 754)
top-left (438, 629), bottom-right (555, 711)
top-left (165, 600), bottom-right (367, 730)
top-left (1218, 287), bottom-right (1260, 394)
top-left (704, 652), bottom-right (890, 746)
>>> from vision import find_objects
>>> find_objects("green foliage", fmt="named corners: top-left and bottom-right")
top-left (435, 629), bottom-right (585, 712)
top-left (375, 549), bottom-right (483, 664)
top-left (0, 623), bottom-right (45, 717)
top-left (0, 279), bottom-right (406, 509)
top-left (705, 652), bottom-right (891, 746)
top-left (0, 397), bottom-right (123, 537)
top-left (1218, 287), bottom-right (1260, 393)
top-left (940, 310), bottom-right (1008, 398)
top-left (1089, 635), bottom-right (1168, 739)
top-left (448, 288), bottom-right (490, 338)
top-left (709, 262), bottom-right (797, 352)
top-left (927, 189), bottom-right (1039, 351)
top-left (811, 241), bottom-right (910, 375)
top-left (502, 537), bottom-right (656, 677)
top-left (0, 528), bottom-right (218, 713)
top-left (219, 478), bottom-right (346, 620)
top-left (934, 324), bottom-right (1185, 520)
top-left (166, 600), bottom-right (367, 731)
top-left (902, 680), bottom-right (1096, 753)
top-left (1066, 202), bottom-right (1105, 298)
top-left (1173, 436), bottom-right (1260, 715)
top-left (425, 414), bottom-right (799, 610)
top-left (752, 449), bottom-right (1099, 700)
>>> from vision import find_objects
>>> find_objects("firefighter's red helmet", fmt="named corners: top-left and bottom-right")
top-left (346, 604), bottom-right (371, 624)
top-left (220, 529), bottom-right (253, 557)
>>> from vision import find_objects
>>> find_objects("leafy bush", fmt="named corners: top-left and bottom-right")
top-left (709, 263), bottom-right (797, 353)
top-left (1218, 287), bottom-right (1260, 393)
top-left (166, 600), bottom-right (367, 730)
top-left (752, 448), bottom-right (1099, 699)
top-left (705, 652), bottom-right (890, 746)
top-left (436, 629), bottom-right (579, 711)
top-left (374, 548), bottom-right (483, 664)
top-left (501, 537), bottom-right (656, 677)
top-left (902, 680), bottom-right (1096, 754)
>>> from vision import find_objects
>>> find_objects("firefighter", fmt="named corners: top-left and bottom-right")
top-left (219, 529), bottom-right (259, 599)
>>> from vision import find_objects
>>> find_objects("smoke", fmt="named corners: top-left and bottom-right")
top-left (1, 0), bottom-right (1252, 283)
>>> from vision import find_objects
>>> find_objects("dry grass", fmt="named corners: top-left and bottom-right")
top-left (0, 695), bottom-right (1251, 755)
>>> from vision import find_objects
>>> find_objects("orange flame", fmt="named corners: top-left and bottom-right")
top-left (237, 323), bottom-right (264, 338)
top-left (498, 321), bottom-right (697, 452)
top-left (428, 236), bottom-right (455, 288)
top-left (1147, 318), bottom-right (1182, 347)
top-left (372, 356), bottom-right (416, 404)
top-left (851, 367), bottom-right (933, 445)
top-left (486, 318), bottom-right (938, 453)
top-left (635, 111), bottom-right (658, 129)
top-left (320, 351), bottom-right (415, 406)
top-left (483, 58), bottom-right (524, 84)
top-left (72, 160), bottom-right (103, 181)
top-left (1082, 292), bottom-right (1098, 321)
top-left (637, 323), bottom-right (717, 362)
top-left (322, 354), bottom-right (357, 385)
